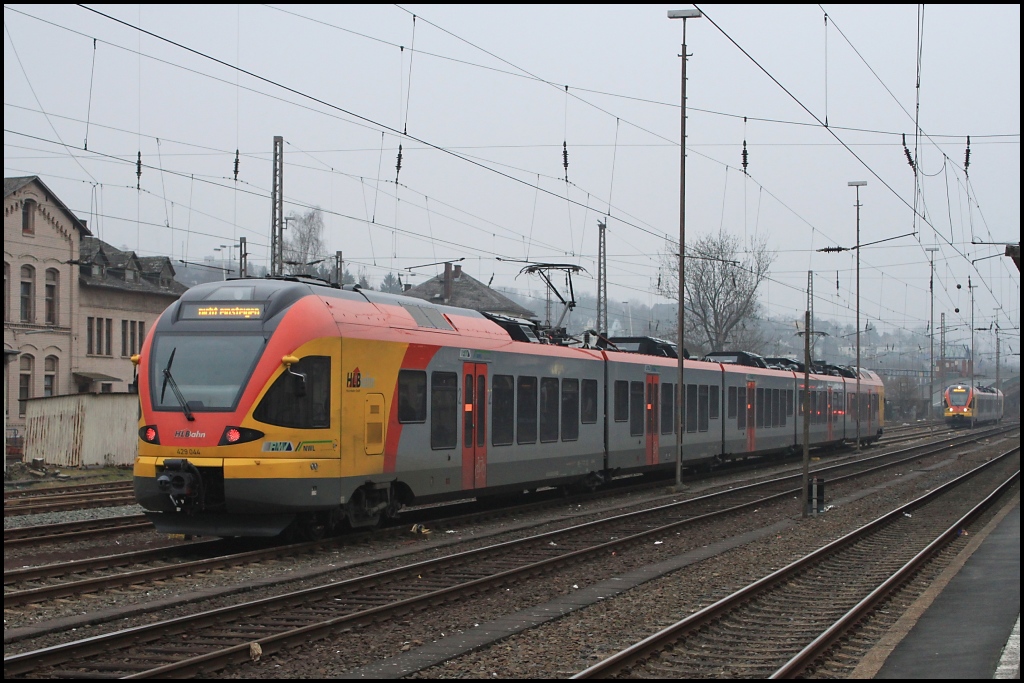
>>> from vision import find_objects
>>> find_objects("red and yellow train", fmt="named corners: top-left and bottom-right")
top-left (133, 278), bottom-right (885, 538)
top-left (943, 383), bottom-right (1004, 427)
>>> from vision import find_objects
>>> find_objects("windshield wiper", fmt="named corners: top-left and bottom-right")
top-left (160, 348), bottom-right (195, 421)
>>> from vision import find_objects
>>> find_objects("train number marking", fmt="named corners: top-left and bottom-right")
top-left (176, 448), bottom-right (202, 456)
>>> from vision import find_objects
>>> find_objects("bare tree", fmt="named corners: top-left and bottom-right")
top-left (283, 208), bottom-right (325, 276)
top-left (657, 232), bottom-right (775, 355)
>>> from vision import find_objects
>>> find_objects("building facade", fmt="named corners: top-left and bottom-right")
top-left (4, 176), bottom-right (187, 438)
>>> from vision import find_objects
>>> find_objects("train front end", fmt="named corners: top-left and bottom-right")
top-left (133, 279), bottom-right (342, 538)
top-left (944, 384), bottom-right (974, 427)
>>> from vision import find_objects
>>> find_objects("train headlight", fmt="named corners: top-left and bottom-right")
top-left (218, 426), bottom-right (265, 446)
top-left (139, 425), bottom-right (160, 444)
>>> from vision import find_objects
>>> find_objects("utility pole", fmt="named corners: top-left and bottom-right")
top-left (940, 312), bottom-right (946, 397)
top-left (801, 310), bottom-right (811, 518)
top-left (669, 8), bottom-right (701, 489)
top-left (849, 180), bottom-right (867, 450)
top-left (807, 271), bottom-right (815, 359)
top-left (969, 276), bottom-right (976, 396)
top-left (597, 220), bottom-right (607, 337)
top-left (925, 247), bottom-right (938, 419)
top-left (270, 136), bottom-right (284, 276)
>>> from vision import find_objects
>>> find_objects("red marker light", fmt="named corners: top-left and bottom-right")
top-left (145, 427), bottom-right (157, 442)
top-left (226, 428), bottom-right (241, 443)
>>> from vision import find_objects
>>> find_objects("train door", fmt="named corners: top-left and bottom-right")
top-left (746, 380), bottom-right (756, 452)
top-left (645, 374), bottom-right (659, 465)
top-left (826, 387), bottom-right (834, 442)
top-left (461, 363), bottom-right (488, 490)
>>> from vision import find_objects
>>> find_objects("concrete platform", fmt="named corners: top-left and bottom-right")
top-left (866, 498), bottom-right (1020, 679)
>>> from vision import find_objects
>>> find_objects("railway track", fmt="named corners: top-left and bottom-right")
top-left (572, 446), bottom-right (1019, 679)
top-left (2, 515), bottom-right (151, 548)
top-left (3, 480), bottom-right (136, 517)
top-left (4, 424), bottom-right (1012, 612)
top-left (4, 424), bottom-right (1013, 615)
top-left (5, 424), bottom-right (1016, 678)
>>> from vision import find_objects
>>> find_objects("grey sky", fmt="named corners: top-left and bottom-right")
top-left (4, 4), bottom-right (1019, 361)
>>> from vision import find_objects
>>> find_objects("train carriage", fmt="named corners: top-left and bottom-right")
top-left (943, 383), bottom-right (1004, 427)
top-left (134, 278), bottom-right (885, 539)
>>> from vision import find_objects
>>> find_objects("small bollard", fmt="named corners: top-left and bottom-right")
top-left (807, 476), bottom-right (826, 515)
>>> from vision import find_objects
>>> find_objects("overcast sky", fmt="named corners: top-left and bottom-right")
top-left (4, 4), bottom-right (1019, 364)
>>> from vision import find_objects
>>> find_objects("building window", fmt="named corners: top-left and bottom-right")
top-left (19, 355), bottom-right (34, 416)
top-left (20, 265), bottom-right (35, 323)
top-left (22, 199), bottom-right (36, 235)
top-left (45, 269), bottom-right (59, 325)
top-left (105, 318), bottom-right (112, 356)
top-left (137, 321), bottom-right (145, 353)
top-left (122, 320), bottom-right (129, 357)
top-left (87, 316), bottom-right (95, 355)
top-left (4, 262), bottom-right (8, 321)
top-left (44, 355), bottom-right (58, 397)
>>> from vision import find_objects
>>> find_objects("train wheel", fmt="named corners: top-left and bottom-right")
top-left (296, 513), bottom-right (328, 541)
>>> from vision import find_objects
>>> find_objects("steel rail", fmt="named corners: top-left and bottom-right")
top-left (571, 446), bottom-right (1019, 679)
top-left (770, 454), bottom-right (1020, 678)
top-left (4, 426), bottom-right (1015, 678)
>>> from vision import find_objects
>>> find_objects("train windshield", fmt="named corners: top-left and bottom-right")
top-left (150, 334), bottom-right (265, 412)
top-left (948, 388), bottom-right (970, 406)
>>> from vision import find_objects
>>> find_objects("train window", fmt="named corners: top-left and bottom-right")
top-left (397, 370), bottom-right (427, 423)
top-left (581, 379), bottom-right (598, 424)
top-left (737, 387), bottom-right (746, 430)
top-left (780, 389), bottom-right (787, 428)
top-left (709, 385), bottom-right (719, 420)
top-left (253, 356), bottom-right (331, 429)
top-left (464, 374), bottom-right (474, 447)
top-left (871, 393), bottom-right (879, 416)
top-left (661, 382), bottom-right (674, 435)
top-left (820, 392), bottom-right (829, 425)
top-left (614, 381), bottom-right (629, 422)
top-left (686, 384), bottom-right (698, 433)
top-left (517, 376), bottom-right (538, 444)
top-left (728, 386), bottom-right (737, 419)
top-left (430, 372), bottom-right (458, 450)
top-left (561, 378), bottom-right (579, 442)
top-left (492, 375), bottom-right (515, 446)
top-left (755, 388), bottom-right (765, 428)
top-left (698, 384), bottom-right (709, 432)
top-left (626, 382), bottom-right (643, 436)
top-left (540, 377), bottom-right (560, 443)
top-left (771, 389), bottom-right (780, 428)
top-left (787, 390), bottom-right (794, 417)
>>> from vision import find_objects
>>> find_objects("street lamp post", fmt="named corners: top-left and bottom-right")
top-left (669, 7), bottom-right (701, 489)
top-left (925, 247), bottom-right (938, 421)
top-left (849, 180), bottom-right (866, 450)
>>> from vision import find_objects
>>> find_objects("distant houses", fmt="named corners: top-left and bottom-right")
top-left (4, 176), bottom-right (186, 436)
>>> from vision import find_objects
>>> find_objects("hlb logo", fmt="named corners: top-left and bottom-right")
top-left (174, 430), bottom-right (206, 438)
top-left (346, 367), bottom-right (361, 388)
